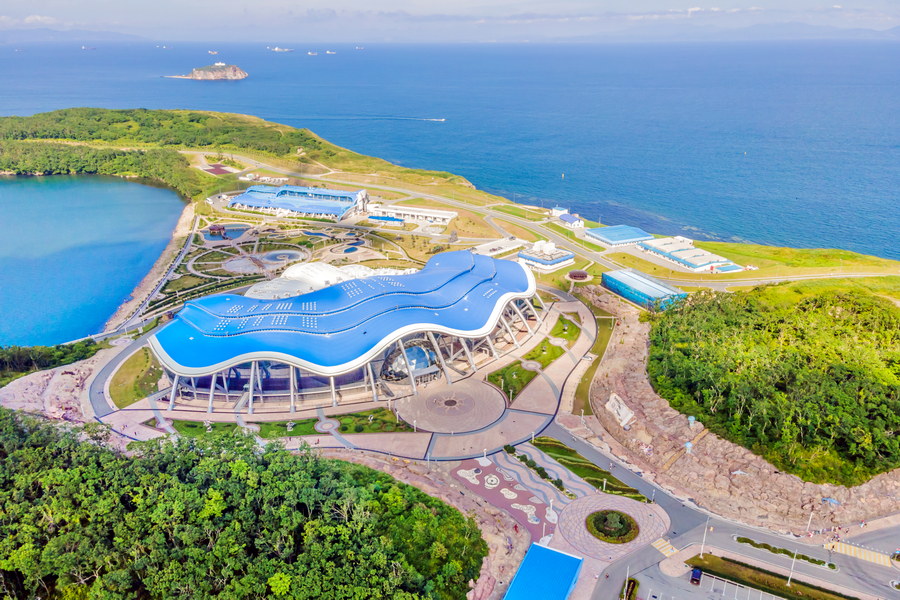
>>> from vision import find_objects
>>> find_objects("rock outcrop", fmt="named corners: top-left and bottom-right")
top-left (169, 63), bottom-right (248, 81)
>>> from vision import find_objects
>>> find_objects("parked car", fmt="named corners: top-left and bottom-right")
top-left (690, 568), bottom-right (703, 585)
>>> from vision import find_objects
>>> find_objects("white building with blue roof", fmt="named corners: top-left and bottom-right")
top-left (584, 224), bottom-right (654, 247)
top-left (148, 251), bottom-right (547, 413)
top-left (228, 184), bottom-right (368, 220)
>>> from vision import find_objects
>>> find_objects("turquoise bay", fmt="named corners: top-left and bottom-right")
top-left (0, 176), bottom-right (183, 346)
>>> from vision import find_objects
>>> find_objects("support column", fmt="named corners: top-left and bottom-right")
top-left (191, 377), bottom-right (198, 400)
top-left (525, 297), bottom-right (542, 324)
top-left (483, 334), bottom-right (499, 358)
top-left (533, 291), bottom-right (547, 311)
top-left (329, 376), bottom-right (338, 407)
top-left (247, 362), bottom-right (255, 415)
top-left (222, 372), bottom-right (229, 403)
top-left (207, 372), bottom-right (216, 413)
top-left (500, 315), bottom-right (521, 348)
top-left (426, 331), bottom-right (454, 383)
top-left (459, 338), bottom-right (477, 372)
top-left (168, 375), bottom-right (179, 411)
top-left (367, 362), bottom-right (379, 402)
top-left (396, 338), bottom-right (418, 395)
top-left (256, 362), bottom-right (265, 407)
top-left (289, 366), bottom-right (296, 413)
top-left (511, 302), bottom-right (534, 334)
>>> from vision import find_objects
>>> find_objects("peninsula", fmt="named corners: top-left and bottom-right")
top-left (166, 62), bottom-right (248, 80)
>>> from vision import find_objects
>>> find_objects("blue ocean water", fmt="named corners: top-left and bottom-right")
top-left (0, 176), bottom-right (183, 346)
top-left (1, 42), bottom-right (896, 259)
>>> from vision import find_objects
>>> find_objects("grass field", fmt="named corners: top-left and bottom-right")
top-left (573, 317), bottom-right (616, 416)
top-left (685, 555), bottom-right (857, 600)
top-left (607, 244), bottom-right (900, 282)
top-left (549, 315), bottom-right (581, 347)
top-left (487, 361), bottom-right (537, 402)
top-left (335, 407), bottom-right (412, 434)
top-left (532, 437), bottom-right (646, 501)
top-left (162, 274), bottom-right (208, 292)
top-left (495, 219), bottom-right (547, 243)
top-left (522, 337), bottom-right (566, 368)
top-left (108, 348), bottom-right (162, 409)
top-left (258, 418), bottom-right (320, 439)
top-left (493, 204), bottom-right (547, 221)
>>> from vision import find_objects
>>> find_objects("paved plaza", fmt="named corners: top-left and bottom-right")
top-left (395, 379), bottom-right (506, 434)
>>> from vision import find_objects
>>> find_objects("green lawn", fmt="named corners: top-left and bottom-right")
top-left (549, 315), bottom-right (581, 347)
top-left (532, 437), bottom-right (646, 501)
top-left (162, 274), bottom-right (208, 293)
top-left (336, 407), bottom-right (413, 434)
top-left (573, 317), bottom-right (616, 416)
top-left (493, 205), bottom-right (547, 221)
top-left (487, 361), bottom-right (537, 402)
top-left (257, 418), bottom-right (320, 439)
top-left (171, 420), bottom-right (240, 437)
top-left (685, 555), bottom-right (858, 600)
top-left (522, 337), bottom-right (565, 368)
top-left (108, 348), bottom-right (162, 409)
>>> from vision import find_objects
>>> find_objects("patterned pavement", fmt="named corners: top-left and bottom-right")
top-left (556, 494), bottom-right (669, 561)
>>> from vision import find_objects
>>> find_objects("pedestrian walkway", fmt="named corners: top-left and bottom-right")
top-left (651, 538), bottom-right (678, 557)
top-left (823, 541), bottom-right (893, 567)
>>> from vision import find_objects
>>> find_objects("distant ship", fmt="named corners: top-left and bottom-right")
top-left (268, 46), bottom-right (294, 53)
top-left (325, 50), bottom-right (336, 55)
top-left (208, 50), bottom-right (219, 55)
top-left (81, 45), bottom-right (96, 51)
top-left (307, 51), bottom-right (318, 56)
top-left (355, 46), bottom-right (365, 50)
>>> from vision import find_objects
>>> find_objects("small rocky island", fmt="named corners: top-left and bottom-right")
top-left (167, 62), bottom-right (248, 80)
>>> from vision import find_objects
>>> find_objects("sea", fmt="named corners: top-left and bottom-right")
top-left (0, 41), bottom-right (897, 344)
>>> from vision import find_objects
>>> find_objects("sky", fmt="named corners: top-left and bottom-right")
top-left (0, 1), bottom-right (898, 42)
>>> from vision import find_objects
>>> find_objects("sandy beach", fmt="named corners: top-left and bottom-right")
top-left (102, 202), bottom-right (195, 332)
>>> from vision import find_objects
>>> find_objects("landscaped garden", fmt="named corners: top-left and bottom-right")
top-left (257, 418), bottom-right (320, 439)
top-left (487, 361), bottom-right (537, 402)
top-left (169, 420), bottom-right (240, 437)
top-left (336, 407), bottom-right (413, 434)
top-left (522, 337), bottom-right (565, 367)
top-left (585, 510), bottom-right (639, 544)
top-left (549, 315), bottom-right (581, 347)
top-left (532, 437), bottom-right (646, 502)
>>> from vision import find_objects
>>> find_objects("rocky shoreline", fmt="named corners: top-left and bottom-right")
top-left (102, 202), bottom-right (195, 332)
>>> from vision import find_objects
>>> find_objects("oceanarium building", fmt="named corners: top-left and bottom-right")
top-left (149, 251), bottom-right (546, 413)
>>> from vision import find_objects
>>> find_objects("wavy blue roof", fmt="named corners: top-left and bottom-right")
top-left (150, 251), bottom-right (534, 376)
top-left (230, 184), bottom-right (364, 217)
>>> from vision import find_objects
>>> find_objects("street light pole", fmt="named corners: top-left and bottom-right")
top-left (787, 549), bottom-right (799, 587)
top-left (699, 515), bottom-right (711, 558)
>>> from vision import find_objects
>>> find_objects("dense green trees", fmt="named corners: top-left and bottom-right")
top-left (0, 141), bottom-right (215, 199)
top-left (0, 340), bottom-right (100, 387)
top-left (648, 286), bottom-right (900, 486)
top-left (0, 410), bottom-right (486, 599)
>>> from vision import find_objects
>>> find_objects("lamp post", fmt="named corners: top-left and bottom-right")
top-left (699, 515), bottom-right (711, 558)
top-left (787, 549), bottom-right (799, 587)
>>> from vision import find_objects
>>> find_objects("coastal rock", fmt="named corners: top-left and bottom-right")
top-left (170, 63), bottom-right (248, 81)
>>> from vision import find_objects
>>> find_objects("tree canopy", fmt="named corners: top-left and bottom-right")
top-left (0, 340), bottom-right (100, 388)
top-left (648, 285), bottom-right (900, 486)
top-left (0, 411), bottom-right (487, 599)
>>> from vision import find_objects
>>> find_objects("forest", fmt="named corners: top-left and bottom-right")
top-left (0, 410), bottom-right (487, 599)
top-left (647, 285), bottom-right (900, 486)
top-left (0, 140), bottom-right (217, 200)
top-left (0, 108), bottom-right (462, 181)
top-left (0, 340), bottom-right (100, 388)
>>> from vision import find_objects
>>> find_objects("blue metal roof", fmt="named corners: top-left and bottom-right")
top-left (585, 225), bottom-right (653, 245)
top-left (230, 185), bottom-right (364, 217)
top-left (559, 213), bottom-right (580, 224)
top-left (504, 544), bottom-right (582, 600)
top-left (149, 251), bottom-right (535, 376)
top-left (603, 269), bottom-right (686, 300)
top-left (517, 250), bottom-right (575, 265)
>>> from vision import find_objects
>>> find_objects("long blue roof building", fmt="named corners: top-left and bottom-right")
top-left (228, 184), bottom-right (368, 219)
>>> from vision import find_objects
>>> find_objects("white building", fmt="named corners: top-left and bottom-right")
top-left (559, 213), bottom-right (584, 229)
top-left (517, 240), bottom-right (576, 273)
top-left (550, 206), bottom-right (569, 217)
top-left (368, 203), bottom-right (457, 225)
